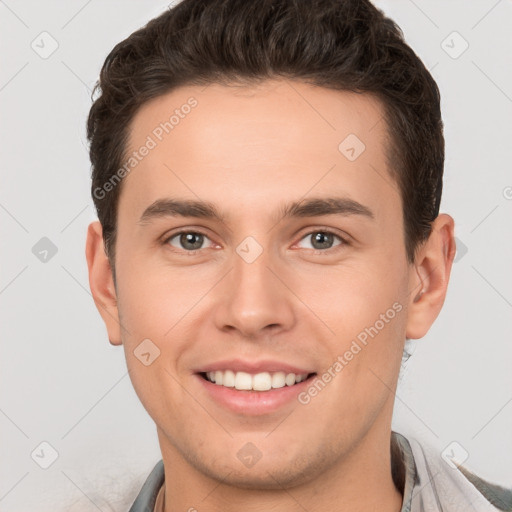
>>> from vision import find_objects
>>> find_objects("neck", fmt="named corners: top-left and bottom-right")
top-left (157, 422), bottom-right (404, 512)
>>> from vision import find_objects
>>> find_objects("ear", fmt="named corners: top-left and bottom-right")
top-left (406, 213), bottom-right (456, 340)
top-left (85, 221), bottom-right (123, 345)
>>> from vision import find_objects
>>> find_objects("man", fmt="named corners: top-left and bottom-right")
top-left (85, 0), bottom-right (512, 510)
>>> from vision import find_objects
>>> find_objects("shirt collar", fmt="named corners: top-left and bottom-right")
top-left (129, 430), bottom-right (418, 512)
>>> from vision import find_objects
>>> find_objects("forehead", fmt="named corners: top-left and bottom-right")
top-left (119, 79), bottom-right (398, 223)
top-left (127, 79), bottom-right (387, 155)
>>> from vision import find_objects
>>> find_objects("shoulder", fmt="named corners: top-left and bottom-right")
top-left (127, 460), bottom-right (165, 512)
top-left (392, 431), bottom-right (512, 512)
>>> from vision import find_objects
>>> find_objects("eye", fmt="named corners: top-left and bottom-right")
top-left (164, 231), bottom-right (213, 251)
top-left (296, 230), bottom-right (345, 251)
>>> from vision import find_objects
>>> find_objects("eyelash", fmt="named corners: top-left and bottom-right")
top-left (161, 228), bottom-right (349, 253)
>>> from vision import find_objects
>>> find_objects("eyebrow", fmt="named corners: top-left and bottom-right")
top-left (138, 199), bottom-right (225, 225)
top-left (137, 196), bottom-right (375, 226)
top-left (279, 197), bottom-right (374, 220)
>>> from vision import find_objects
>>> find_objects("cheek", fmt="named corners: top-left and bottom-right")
top-left (115, 255), bottom-right (214, 342)
top-left (325, 264), bottom-right (407, 386)
top-left (116, 267), bottom-right (200, 423)
top-left (298, 270), bottom-right (407, 431)
top-left (290, 258), bottom-right (407, 338)
top-left (123, 356), bottom-right (194, 435)
top-left (115, 259), bottom-right (219, 415)
top-left (287, 256), bottom-right (409, 403)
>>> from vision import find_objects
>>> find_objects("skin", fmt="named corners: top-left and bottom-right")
top-left (86, 79), bottom-right (456, 511)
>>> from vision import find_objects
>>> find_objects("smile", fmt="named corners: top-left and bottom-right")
top-left (202, 370), bottom-right (312, 391)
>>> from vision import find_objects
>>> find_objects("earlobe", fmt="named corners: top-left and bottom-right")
top-left (85, 221), bottom-right (123, 345)
top-left (405, 214), bottom-right (456, 339)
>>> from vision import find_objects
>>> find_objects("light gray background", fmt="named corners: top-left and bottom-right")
top-left (1, 0), bottom-right (511, 510)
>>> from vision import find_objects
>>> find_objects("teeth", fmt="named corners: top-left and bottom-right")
top-left (204, 370), bottom-right (309, 390)
top-left (271, 372), bottom-right (286, 388)
top-left (223, 370), bottom-right (235, 387)
top-left (253, 372), bottom-right (272, 391)
top-left (234, 371), bottom-right (253, 390)
top-left (285, 373), bottom-right (296, 386)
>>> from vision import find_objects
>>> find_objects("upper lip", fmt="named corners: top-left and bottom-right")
top-left (195, 359), bottom-right (315, 375)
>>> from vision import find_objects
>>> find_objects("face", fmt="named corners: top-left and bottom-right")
top-left (87, 79), bottom-right (446, 490)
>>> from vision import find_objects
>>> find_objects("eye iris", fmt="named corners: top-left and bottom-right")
top-left (180, 232), bottom-right (203, 250)
top-left (311, 232), bottom-right (333, 250)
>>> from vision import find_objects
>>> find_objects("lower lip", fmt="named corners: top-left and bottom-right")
top-left (196, 373), bottom-right (316, 415)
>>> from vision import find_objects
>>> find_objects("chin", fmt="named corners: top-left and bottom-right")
top-left (191, 449), bottom-right (327, 491)
top-left (208, 466), bottom-right (313, 491)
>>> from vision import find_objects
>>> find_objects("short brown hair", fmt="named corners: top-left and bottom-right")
top-left (87, 0), bottom-right (444, 274)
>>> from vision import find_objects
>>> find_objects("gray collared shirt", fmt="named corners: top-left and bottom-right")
top-left (128, 431), bottom-right (512, 511)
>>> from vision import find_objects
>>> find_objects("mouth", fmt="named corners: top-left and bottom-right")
top-left (195, 367), bottom-right (318, 415)
top-left (199, 370), bottom-right (316, 391)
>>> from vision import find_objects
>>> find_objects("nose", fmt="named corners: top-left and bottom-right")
top-left (213, 243), bottom-right (296, 340)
